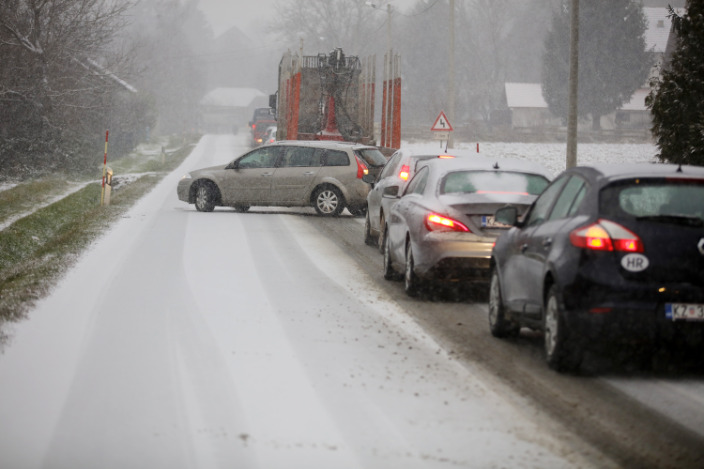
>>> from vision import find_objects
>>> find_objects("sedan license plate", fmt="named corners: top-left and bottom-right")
top-left (665, 303), bottom-right (704, 321)
top-left (481, 215), bottom-right (511, 228)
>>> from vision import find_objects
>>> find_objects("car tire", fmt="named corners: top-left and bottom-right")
top-left (544, 284), bottom-right (582, 373)
top-left (377, 213), bottom-right (386, 254)
top-left (404, 242), bottom-right (422, 297)
top-left (488, 269), bottom-right (520, 338)
top-left (313, 186), bottom-right (344, 216)
top-left (233, 205), bottom-right (250, 213)
top-left (194, 182), bottom-right (216, 212)
top-left (364, 210), bottom-right (376, 246)
top-left (383, 226), bottom-right (401, 281)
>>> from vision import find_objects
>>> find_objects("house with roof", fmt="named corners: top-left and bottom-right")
top-left (199, 87), bottom-right (270, 133)
top-left (504, 7), bottom-right (682, 132)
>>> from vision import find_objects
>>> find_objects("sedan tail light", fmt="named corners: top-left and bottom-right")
top-left (398, 164), bottom-right (411, 181)
top-left (569, 219), bottom-right (643, 252)
top-left (355, 155), bottom-right (369, 179)
top-left (425, 213), bottom-right (470, 232)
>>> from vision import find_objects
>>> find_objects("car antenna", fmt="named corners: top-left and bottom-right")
top-left (493, 162), bottom-right (500, 169)
top-left (677, 164), bottom-right (683, 173)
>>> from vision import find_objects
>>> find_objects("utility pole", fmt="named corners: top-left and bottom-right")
top-left (448, 0), bottom-right (456, 149)
top-left (566, 0), bottom-right (579, 168)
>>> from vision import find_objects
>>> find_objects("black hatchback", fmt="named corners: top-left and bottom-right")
top-left (488, 163), bottom-right (704, 372)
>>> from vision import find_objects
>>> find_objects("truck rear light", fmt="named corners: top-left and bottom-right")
top-left (355, 156), bottom-right (368, 179)
top-left (569, 219), bottom-right (643, 252)
top-left (425, 213), bottom-right (470, 232)
top-left (398, 164), bottom-right (411, 180)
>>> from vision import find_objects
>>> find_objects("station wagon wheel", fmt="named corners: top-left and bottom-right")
top-left (194, 182), bottom-right (216, 212)
top-left (488, 269), bottom-right (520, 338)
top-left (382, 225), bottom-right (401, 280)
top-left (544, 284), bottom-right (582, 372)
top-left (364, 211), bottom-right (376, 245)
top-left (404, 242), bottom-right (422, 297)
top-left (313, 186), bottom-right (344, 216)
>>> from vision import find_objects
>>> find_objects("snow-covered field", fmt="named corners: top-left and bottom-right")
top-left (409, 141), bottom-right (659, 176)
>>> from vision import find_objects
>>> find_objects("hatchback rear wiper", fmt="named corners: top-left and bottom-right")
top-left (636, 214), bottom-right (703, 227)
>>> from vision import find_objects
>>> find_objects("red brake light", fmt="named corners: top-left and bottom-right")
top-left (398, 164), bottom-right (411, 181)
top-left (355, 155), bottom-right (369, 179)
top-left (569, 219), bottom-right (643, 252)
top-left (425, 213), bottom-right (470, 232)
top-left (252, 123), bottom-right (256, 130)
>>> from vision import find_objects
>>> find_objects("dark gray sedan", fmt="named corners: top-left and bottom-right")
top-left (382, 156), bottom-right (551, 296)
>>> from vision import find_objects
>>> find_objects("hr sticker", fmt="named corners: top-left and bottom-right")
top-left (621, 253), bottom-right (649, 272)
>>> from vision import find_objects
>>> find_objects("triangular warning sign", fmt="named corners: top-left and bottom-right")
top-left (431, 111), bottom-right (453, 131)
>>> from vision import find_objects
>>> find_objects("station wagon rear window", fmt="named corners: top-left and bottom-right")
top-left (441, 171), bottom-right (550, 196)
top-left (355, 148), bottom-right (387, 167)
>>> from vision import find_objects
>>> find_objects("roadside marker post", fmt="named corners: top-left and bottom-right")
top-left (101, 131), bottom-right (109, 206)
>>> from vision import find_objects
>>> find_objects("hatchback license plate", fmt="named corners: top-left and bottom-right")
top-left (666, 303), bottom-right (704, 321)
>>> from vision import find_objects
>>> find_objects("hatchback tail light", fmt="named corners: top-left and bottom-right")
top-left (355, 156), bottom-right (369, 179)
top-left (398, 164), bottom-right (411, 181)
top-left (425, 213), bottom-right (470, 232)
top-left (569, 219), bottom-right (643, 252)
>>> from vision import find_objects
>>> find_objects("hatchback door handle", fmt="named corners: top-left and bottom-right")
top-left (520, 243), bottom-right (529, 253)
top-left (542, 238), bottom-right (553, 248)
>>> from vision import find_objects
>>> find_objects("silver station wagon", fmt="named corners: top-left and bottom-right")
top-left (177, 140), bottom-right (387, 216)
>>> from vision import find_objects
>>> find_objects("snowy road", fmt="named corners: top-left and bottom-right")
top-left (1, 134), bottom-right (703, 468)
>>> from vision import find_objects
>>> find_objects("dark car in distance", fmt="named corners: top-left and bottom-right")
top-left (488, 163), bottom-right (704, 372)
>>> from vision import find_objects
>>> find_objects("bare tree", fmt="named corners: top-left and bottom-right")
top-left (0, 0), bottom-right (136, 176)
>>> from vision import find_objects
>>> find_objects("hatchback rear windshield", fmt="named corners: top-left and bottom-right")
top-left (441, 171), bottom-right (550, 196)
top-left (600, 178), bottom-right (704, 221)
top-left (355, 149), bottom-right (388, 167)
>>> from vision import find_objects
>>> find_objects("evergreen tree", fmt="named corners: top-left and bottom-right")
top-left (542, 0), bottom-right (652, 130)
top-left (647, 1), bottom-right (704, 165)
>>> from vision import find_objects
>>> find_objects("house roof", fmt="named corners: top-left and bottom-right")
top-left (643, 7), bottom-right (684, 53)
top-left (505, 83), bottom-right (548, 109)
top-left (200, 87), bottom-right (266, 108)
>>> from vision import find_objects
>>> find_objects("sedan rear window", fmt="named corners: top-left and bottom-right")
top-left (355, 148), bottom-right (388, 167)
top-left (441, 171), bottom-right (550, 196)
top-left (601, 179), bottom-right (704, 220)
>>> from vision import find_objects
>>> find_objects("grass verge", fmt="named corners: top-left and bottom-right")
top-left (0, 141), bottom-right (195, 339)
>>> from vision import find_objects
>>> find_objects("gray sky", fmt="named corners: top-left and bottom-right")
top-left (198, 0), bottom-right (421, 37)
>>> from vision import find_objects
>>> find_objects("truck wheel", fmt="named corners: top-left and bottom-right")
top-left (313, 186), bottom-right (344, 216)
top-left (195, 182), bottom-right (216, 212)
top-left (544, 284), bottom-right (582, 372)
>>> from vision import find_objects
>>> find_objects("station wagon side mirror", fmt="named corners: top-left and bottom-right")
top-left (383, 185), bottom-right (400, 198)
top-left (495, 205), bottom-right (519, 227)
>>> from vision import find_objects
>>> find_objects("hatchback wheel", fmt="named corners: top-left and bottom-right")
top-left (488, 269), bottom-right (520, 338)
top-left (544, 285), bottom-right (582, 372)
top-left (364, 211), bottom-right (376, 246)
top-left (313, 186), bottom-right (344, 216)
top-left (404, 243), bottom-right (422, 297)
top-left (195, 183), bottom-right (216, 212)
